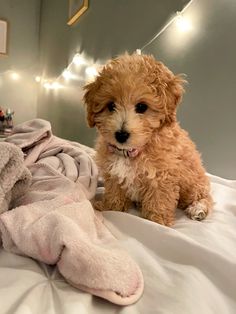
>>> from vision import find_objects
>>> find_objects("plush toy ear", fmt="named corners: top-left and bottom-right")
top-left (83, 81), bottom-right (102, 128)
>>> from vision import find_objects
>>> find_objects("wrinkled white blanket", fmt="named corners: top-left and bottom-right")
top-left (0, 174), bottom-right (236, 313)
top-left (103, 174), bottom-right (236, 313)
top-left (0, 119), bottom-right (144, 305)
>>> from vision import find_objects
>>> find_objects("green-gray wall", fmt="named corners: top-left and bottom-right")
top-left (144, 0), bottom-right (236, 178)
top-left (1, 0), bottom-right (235, 179)
top-left (0, 0), bottom-right (41, 125)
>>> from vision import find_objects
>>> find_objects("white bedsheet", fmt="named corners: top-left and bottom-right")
top-left (1, 174), bottom-right (236, 314)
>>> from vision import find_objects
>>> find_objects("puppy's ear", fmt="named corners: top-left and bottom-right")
top-left (83, 80), bottom-right (102, 128)
top-left (161, 74), bottom-right (186, 124)
top-left (143, 55), bottom-right (186, 124)
top-left (167, 74), bottom-right (186, 107)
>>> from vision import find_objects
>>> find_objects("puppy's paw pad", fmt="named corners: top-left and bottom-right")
top-left (185, 202), bottom-right (207, 221)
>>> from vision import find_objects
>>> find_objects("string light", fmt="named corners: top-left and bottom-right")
top-left (176, 12), bottom-right (192, 32)
top-left (10, 72), bottom-right (20, 81)
top-left (0, 0), bottom-right (195, 91)
top-left (139, 0), bottom-right (194, 52)
top-left (51, 82), bottom-right (62, 90)
top-left (43, 81), bottom-right (62, 90)
top-left (42, 0), bottom-right (194, 88)
top-left (35, 76), bottom-right (41, 82)
top-left (85, 66), bottom-right (98, 78)
top-left (43, 82), bottom-right (52, 89)
top-left (72, 54), bottom-right (86, 66)
top-left (62, 69), bottom-right (74, 80)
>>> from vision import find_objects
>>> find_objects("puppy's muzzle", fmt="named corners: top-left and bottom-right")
top-left (115, 130), bottom-right (130, 143)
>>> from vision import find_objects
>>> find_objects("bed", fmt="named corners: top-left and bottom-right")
top-left (1, 173), bottom-right (236, 314)
top-left (0, 175), bottom-right (236, 314)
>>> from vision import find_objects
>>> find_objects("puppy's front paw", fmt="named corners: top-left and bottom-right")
top-left (185, 201), bottom-right (208, 221)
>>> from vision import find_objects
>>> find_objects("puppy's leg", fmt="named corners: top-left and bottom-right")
top-left (141, 180), bottom-right (180, 227)
top-left (93, 176), bottom-right (131, 212)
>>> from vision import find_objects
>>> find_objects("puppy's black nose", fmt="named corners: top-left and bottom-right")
top-left (115, 130), bottom-right (130, 143)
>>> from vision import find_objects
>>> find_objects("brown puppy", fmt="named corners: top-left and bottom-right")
top-left (83, 53), bottom-right (213, 226)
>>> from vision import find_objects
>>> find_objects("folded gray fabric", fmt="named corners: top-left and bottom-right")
top-left (0, 142), bottom-right (32, 213)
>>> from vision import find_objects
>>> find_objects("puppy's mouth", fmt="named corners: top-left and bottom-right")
top-left (107, 143), bottom-right (140, 158)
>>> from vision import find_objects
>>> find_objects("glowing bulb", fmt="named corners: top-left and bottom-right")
top-left (43, 81), bottom-right (62, 90)
top-left (35, 76), bottom-right (41, 82)
top-left (85, 66), bottom-right (98, 78)
top-left (11, 72), bottom-right (20, 80)
top-left (62, 69), bottom-right (74, 80)
top-left (43, 82), bottom-right (52, 89)
top-left (176, 13), bottom-right (192, 32)
top-left (72, 54), bottom-right (85, 66)
top-left (51, 82), bottom-right (62, 89)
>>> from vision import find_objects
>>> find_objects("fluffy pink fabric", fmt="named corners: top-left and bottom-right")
top-left (0, 119), bottom-right (144, 305)
top-left (0, 142), bottom-right (32, 214)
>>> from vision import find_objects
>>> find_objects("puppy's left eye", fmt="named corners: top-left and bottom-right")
top-left (107, 102), bottom-right (116, 112)
top-left (135, 103), bottom-right (148, 114)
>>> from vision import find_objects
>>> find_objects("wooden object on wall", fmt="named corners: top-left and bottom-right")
top-left (0, 19), bottom-right (8, 56)
top-left (67, 0), bottom-right (89, 26)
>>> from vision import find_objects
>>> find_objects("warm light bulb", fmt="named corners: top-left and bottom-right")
top-left (62, 69), bottom-right (74, 80)
top-left (43, 81), bottom-right (62, 90)
top-left (43, 82), bottom-right (52, 89)
top-left (85, 66), bottom-right (98, 78)
top-left (72, 54), bottom-right (85, 66)
top-left (176, 13), bottom-right (192, 32)
top-left (35, 76), bottom-right (41, 82)
top-left (11, 72), bottom-right (20, 80)
top-left (51, 82), bottom-right (62, 90)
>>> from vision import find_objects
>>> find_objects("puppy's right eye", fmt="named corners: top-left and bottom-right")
top-left (107, 102), bottom-right (116, 112)
top-left (135, 103), bottom-right (148, 114)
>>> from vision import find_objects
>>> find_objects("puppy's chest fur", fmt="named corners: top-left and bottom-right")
top-left (107, 156), bottom-right (140, 201)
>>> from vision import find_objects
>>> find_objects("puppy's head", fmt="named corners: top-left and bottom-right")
top-left (83, 53), bottom-right (185, 150)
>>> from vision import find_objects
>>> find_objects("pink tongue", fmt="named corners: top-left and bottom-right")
top-left (128, 148), bottom-right (139, 158)
top-left (107, 144), bottom-right (139, 158)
